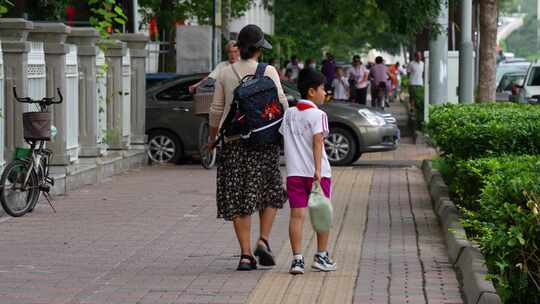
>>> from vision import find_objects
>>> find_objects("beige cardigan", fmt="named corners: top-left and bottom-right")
top-left (209, 59), bottom-right (289, 129)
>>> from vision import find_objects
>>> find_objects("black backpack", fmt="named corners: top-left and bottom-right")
top-left (218, 63), bottom-right (284, 146)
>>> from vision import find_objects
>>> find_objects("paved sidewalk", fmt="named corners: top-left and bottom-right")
top-left (0, 160), bottom-right (461, 303)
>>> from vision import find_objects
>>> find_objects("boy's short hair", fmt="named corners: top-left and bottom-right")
top-left (297, 68), bottom-right (326, 99)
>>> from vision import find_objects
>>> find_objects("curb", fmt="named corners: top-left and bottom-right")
top-left (421, 160), bottom-right (501, 304)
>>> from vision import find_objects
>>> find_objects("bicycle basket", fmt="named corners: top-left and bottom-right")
top-left (194, 78), bottom-right (215, 116)
top-left (23, 111), bottom-right (52, 141)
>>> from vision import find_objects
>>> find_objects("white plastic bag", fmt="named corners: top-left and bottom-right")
top-left (308, 181), bottom-right (333, 232)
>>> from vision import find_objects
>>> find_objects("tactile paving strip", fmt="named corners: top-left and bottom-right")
top-left (353, 167), bottom-right (464, 304)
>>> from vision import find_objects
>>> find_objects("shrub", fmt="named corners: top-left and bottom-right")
top-left (460, 159), bottom-right (540, 303)
top-left (449, 156), bottom-right (540, 211)
top-left (425, 103), bottom-right (540, 159)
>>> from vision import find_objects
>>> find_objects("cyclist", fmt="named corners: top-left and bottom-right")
top-left (369, 56), bottom-right (390, 108)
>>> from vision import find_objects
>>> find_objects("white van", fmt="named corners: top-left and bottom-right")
top-left (516, 62), bottom-right (540, 103)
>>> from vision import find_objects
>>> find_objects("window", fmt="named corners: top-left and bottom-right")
top-left (156, 79), bottom-right (200, 101)
top-left (528, 67), bottom-right (540, 86)
top-left (499, 75), bottom-right (525, 91)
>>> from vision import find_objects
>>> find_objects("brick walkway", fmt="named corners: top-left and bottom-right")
top-left (0, 152), bottom-right (461, 304)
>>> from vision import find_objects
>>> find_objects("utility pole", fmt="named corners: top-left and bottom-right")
top-left (537, 0), bottom-right (540, 50)
top-left (429, 0), bottom-right (449, 105)
top-left (212, 0), bottom-right (216, 69)
top-left (459, 0), bottom-right (474, 103)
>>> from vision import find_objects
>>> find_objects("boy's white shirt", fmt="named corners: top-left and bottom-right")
top-left (279, 99), bottom-right (332, 178)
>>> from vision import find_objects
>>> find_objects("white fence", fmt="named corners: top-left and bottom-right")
top-left (0, 24), bottom-right (144, 167)
top-left (122, 49), bottom-right (131, 138)
top-left (146, 42), bottom-right (159, 73)
top-left (27, 41), bottom-right (46, 111)
top-left (96, 49), bottom-right (107, 146)
top-left (65, 44), bottom-right (79, 159)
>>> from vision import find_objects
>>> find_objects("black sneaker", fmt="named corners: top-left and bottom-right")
top-left (312, 253), bottom-right (337, 272)
top-left (289, 257), bottom-right (305, 275)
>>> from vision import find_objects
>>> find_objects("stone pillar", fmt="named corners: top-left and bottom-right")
top-left (0, 19), bottom-right (33, 162)
top-left (28, 23), bottom-right (74, 165)
top-left (102, 39), bottom-right (129, 150)
top-left (112, 33), bottom-right (148, 148)
top-left (67, 27), bottom-right (105, 157)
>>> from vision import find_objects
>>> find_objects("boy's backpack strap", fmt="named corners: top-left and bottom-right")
top-left (255, 63), bottom-right (267, 79)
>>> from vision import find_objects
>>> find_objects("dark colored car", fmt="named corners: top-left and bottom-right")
top-left (146, 74), bottom-right (207, 163)
top-left (281, 80), bottom-right (399, 165)
top-left (145, 74), bottom-right (399, 165)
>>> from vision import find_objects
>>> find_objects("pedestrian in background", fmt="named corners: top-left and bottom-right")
top-left (332, 66), bottom-right (349, 102)
top-left (369, 56), bottom-right (390, 108)
top-left (189, 40), bottom-right (240, 93)
top-left (388, 62), bottom-right (399, 102)
top-left (209, 24), bottom-right (288, 271)
top-left (347, 55), bottom-right (369, 105)
top-left (287, 55), bottom-right (303, 83)
top-left (321, 53), bottom-right (336, 91)
top-left (306, 58), bottom-right (317, 70)
top-left (407, 52), bottom-right (424, 112)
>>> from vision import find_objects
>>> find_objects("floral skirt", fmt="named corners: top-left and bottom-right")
top-left (216, 141), bottom-right (287, 221)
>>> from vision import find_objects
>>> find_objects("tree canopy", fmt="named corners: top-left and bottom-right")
top-left (272, 0), bottom-right (442, 61)
top-left (138, 0), bottom-right (258, 38)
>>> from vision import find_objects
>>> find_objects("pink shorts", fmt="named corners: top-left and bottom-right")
top-left (286, 176), bottom-right (331, 209)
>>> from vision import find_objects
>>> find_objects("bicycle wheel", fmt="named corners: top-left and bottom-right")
top-left (198, 120), bottom-right (217, 169)
top-left (0, 160), bottom-right (39, 217)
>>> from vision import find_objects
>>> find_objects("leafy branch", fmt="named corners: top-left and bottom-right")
top-left (89, 0), bottom-right (128, 38)
top-left (0, 0), bottom-right (13, 17)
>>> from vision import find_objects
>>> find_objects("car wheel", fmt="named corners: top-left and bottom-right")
top-left (325, 127), bottom-right (357, 166)
top-left (147, 130), bottom-right (183, 164)
top-left (353, 150), bottom-right (363, 164)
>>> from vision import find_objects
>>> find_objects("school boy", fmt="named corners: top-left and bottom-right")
top-left (279, 68), bottom-right (337, 275)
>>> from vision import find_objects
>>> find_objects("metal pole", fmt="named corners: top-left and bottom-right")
top-left (474, 0), bottom-right (480, 89)
top-left (459, 0), bottom-right (474, 103)
top-left (537, 0), bottom-right (540, 50)
top-left (212, 0), bottom-right (216, 70)
top-left (429, 0), bottom-right (449, 105)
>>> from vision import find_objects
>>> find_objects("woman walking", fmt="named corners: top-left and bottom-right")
top-left (347, 55), bottom-right (369, 105)
top-left (209, 24), bottom-right (288, 271)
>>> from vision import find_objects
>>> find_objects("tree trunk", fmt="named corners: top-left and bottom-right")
top-left (478, 0), bottom-right (498, 102)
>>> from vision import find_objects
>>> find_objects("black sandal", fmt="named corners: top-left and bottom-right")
top-left (254, 238), bottom-right (276, 266)
top-left (237, 254), bottom-right (257, 271)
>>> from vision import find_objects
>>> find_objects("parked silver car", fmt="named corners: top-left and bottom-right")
top-left (145, 74), bottom-right (399, 166)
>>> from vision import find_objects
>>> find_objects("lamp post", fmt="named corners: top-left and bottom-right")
top-left (459, 0), bottom-right (474, 103)
top-left (212, 0), bottom-right (216, 70)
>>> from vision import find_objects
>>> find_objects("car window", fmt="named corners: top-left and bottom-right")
top-left (528, 67), bottom-right (540, 86)
top-left (500, 75), bottom-right (525, 91)
top-left (156, 79), bottom-right (200, 101)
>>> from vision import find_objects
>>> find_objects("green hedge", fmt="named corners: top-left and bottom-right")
top-left (425, 103), bottom-right (540, 159)
top-left (427, 103), bottom-right (540, 302)
top-left (455, 155), bottom-right (540, 303)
